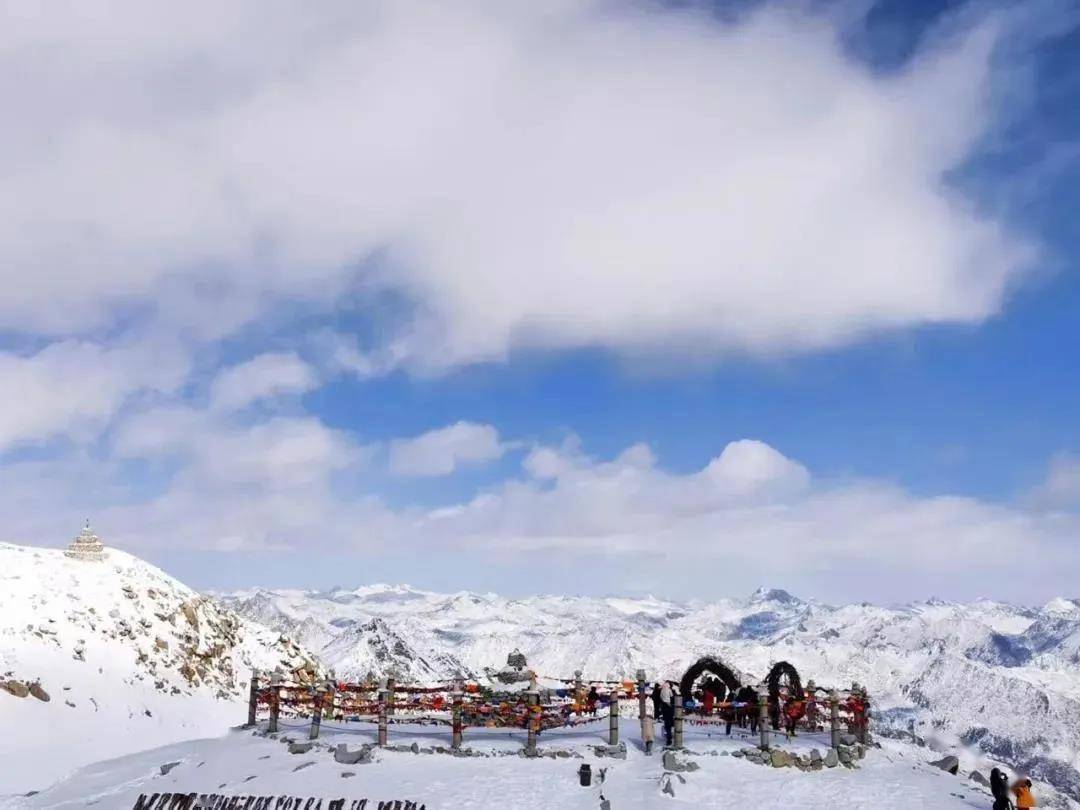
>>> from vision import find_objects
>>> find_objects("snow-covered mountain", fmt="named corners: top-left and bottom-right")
top-left (0, 542), bottom-right (321, 795)
top-left (222, 584), bottom-right (1080, 802)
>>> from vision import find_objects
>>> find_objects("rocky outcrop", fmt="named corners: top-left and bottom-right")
top-left (2, 680), bottom-right (30, 698)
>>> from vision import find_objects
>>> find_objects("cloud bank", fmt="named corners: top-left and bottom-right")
top-left (2, 0), bottom-right (1033, 379)
top-left (0, 1), bottom-right (1070, 603)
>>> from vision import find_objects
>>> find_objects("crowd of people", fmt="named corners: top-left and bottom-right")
top-left (639, 681), bottom-right (1039, 807)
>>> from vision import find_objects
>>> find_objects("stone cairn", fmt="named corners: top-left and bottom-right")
top-left (64, 520), bottom-right (107, 562)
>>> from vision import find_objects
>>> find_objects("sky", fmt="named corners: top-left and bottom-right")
top-left (2, 0), bottom-right (1079, 605)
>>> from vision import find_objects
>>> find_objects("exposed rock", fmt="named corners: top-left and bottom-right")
top-left (292, 761), bottom-right (315, 772)
top-left (181, 602), bottom-right (199, 629)
top-left (771, 750), bottom-right (791, 768)
top-left (154, 638), bottom-right (169, 651)
top-left (660, 775), bottom-right (675, 797)
top-left (29, 683), bottom-right (50, 702)
top-left (969, 771), bottom-right (989, 787)
top-left (159, 762), bottom-right (181, 776)
top-left (824, 749), bottom-right (839, 768)
top-left (593, 743), bottom-right (627, 760)
top-left (334, 744), bottom-right (372, 765)
top-left (288, 742), bottom-right (314, 754)
top-left (2, 681), bottom-right (29, 698)
top-left (930, 755), bottom-right (960, 775)
top-left (341, 772), bottom-right (356, 778)
top-left (840, 733), bottom-right (858, 746)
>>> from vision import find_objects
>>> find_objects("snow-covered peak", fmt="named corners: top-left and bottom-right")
top-left (746, 587), bottom-right (803, 607)
top-left (0, 541), bottom-right (322, 795)
top-left (1043, 596), bottom-right (1080, 618)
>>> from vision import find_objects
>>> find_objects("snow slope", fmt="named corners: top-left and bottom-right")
top-left (7, 720), bottom-right (1029, 810)
top-left (0, 543), bottom-right (320, 796)
top-left (222, 585), bottom-right (1080, 802)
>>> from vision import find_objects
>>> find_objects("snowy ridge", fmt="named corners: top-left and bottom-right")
top-left (222, 584), bottom-right (1080, 801)
top-left (0, 543), bottom-right (321, 795)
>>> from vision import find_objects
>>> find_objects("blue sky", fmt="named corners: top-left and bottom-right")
top-left (1, 0), bottom-right (1079, 604)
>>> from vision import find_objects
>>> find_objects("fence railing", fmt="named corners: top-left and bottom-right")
top-left (245, 670), bottom-right (870, 756)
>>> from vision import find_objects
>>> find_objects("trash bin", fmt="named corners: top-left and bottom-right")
top-left (578, 763), bottom-right (592, 787)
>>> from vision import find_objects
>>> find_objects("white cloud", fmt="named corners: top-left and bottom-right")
top-left (389, 422), bottom-right (507, 477)
top-left (0, 2), bottom-right (1038, 372)
top-left (209, 352), bottom-right (318, 412)
top-left (702, 439), bottom-right (810, 499)
top-left (114, 407), bottom-right (360, 490)
top-left (407, 439), bottom-right (1080, 601)
top-left (2, 429), bottom-right (1077, 602)
top-left (0, 340), bottom-right (188, 453)
top-left (1032, 454), bottom-right (1080, 509)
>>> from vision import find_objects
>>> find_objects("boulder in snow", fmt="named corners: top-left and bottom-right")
top-left (2, 680), bottom-right (29, 698)
top-left (334, 744), bottom-right (372, 765)
top-left (930, 755), bottom-right (959, 775)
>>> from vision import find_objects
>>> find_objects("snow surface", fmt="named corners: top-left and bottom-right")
top-left (5, 720), bottom-right (1016, 810)
top-left (0, 543), bottom-right (320, 796)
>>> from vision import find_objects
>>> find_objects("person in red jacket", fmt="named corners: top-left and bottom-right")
top-left (784, 698), bottom-right (807, 736)
top-left (703, 689), bottom-right (715, 715)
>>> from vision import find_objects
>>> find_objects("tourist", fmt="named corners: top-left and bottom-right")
top-left (651, 682), bottom-right (664, 721)
top-left (784, 696), bottom-right (806, 737)
top-left (659, 681), bottom-right (675, 746)
top-left (990, 768), bottom-right (1010, 810)
top-left (641, 700), bottom-right (655, 755)
top-left (1011, 777), bottom-right (1036, 808)
top-left (586, 685), bottom-right (599, 716)
top-left (745, 687), bottom-right (759, 734)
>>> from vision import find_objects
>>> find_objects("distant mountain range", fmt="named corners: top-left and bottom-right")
top-left (221, 583), bottom-right (1080, 801)
top-left (3, 538), bottom-right (1077, 803)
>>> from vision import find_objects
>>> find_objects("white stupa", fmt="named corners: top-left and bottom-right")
top-left (64, 520), bottom-right (107, 562)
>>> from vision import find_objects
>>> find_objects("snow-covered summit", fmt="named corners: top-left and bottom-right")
top-left (0, 541), bottom-right (320, 796)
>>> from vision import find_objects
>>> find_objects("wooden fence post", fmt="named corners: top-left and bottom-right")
top-left (574, 670), bottom-right (583, 712)
top-left (525, 674), bottom-right (539, 755)
top-left (387, 675), bottom-right (396, 717)
top-left (451, 678), bottom-right (463, 751)
top-left (309, 684), bottom-right (325, 739)
top-left (378, 679), bottom-right (389, 747)
top-left (846, 683), bottom-right (858, 735)
top-left (673, 686), bottom-right (684, 750)
top-left (829, 689), bottom-right (841, 751)
top-left (635, 669), bottom-right (647, 729)
top-left (757, 683), bottom-right (769, 751)
top-left (858, 688), bottom-right (870, 745)
top-left (608, 687), bottom-right (619, 746)
top-left (246, 668), bottom-right (260, 727)
top-left (268, 670), bottom-right (281, 734)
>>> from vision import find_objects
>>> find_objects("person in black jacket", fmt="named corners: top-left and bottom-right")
top-left (990, 767), bottom-right (1010, 810)
top-left (651, 683), bottom-right (664, 721)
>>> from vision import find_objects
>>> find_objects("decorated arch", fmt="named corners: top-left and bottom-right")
top-left (679, 656), bottom-right (742, 701)
top-left (765, 660), bottom-right (803, 701)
